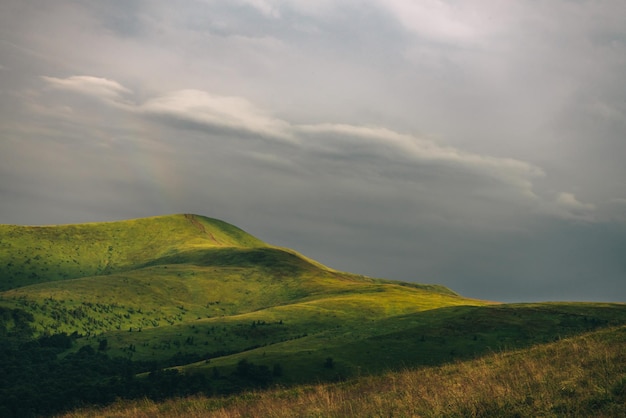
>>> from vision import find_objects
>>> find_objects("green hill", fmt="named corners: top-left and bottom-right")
top-left (0, 214), bottom-right (266, 290)
top-left (0, 213), bottom-right (625, 417)
top-left (0, 214), bottom-right (476, 340)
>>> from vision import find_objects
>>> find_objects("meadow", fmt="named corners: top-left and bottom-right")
top-left (58, 325), bottom-right (626, 417)
top-left (1, 214), bottom-right (625, 416)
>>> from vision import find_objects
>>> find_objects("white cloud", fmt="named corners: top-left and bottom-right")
top-left (41, 75), bottom-right (132, 102)
top-left (296, 123), bottom-right (543, 199)
top-left (39, 76), bottom-right (294, 142)
top-left (140, 89), bottom-right (294, 141)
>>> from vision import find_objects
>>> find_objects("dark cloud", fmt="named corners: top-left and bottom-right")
top-left (1, 0), bottom-right (625, 302)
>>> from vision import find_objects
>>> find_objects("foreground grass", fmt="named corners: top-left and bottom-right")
top-left (59, 325), bottom-right (626, 417)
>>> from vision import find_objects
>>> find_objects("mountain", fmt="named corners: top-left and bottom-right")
top-left (1, 214), bottom-right (625, 417)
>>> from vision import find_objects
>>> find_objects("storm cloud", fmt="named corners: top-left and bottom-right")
top-left (1, 0), bottom-right (625, 302)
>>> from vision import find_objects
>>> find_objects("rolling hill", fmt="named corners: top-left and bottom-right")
top-left (59, 324), bottom-right (626, 417)
top-left (1, 214), bottom-right (625, 416)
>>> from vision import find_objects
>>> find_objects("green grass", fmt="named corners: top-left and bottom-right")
top-left (176, 301), bottom-right (626, 387)
top-left (0, 214), bottom-right (266, 291)
top-left (0, 214), bottom-right (485, 363)
top-left (1, 213), bottom-right (626, 416)
top-left (57, 325), bottom-right (626, 417)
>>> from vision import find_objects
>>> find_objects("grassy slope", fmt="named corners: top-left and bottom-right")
top-left (0, 214), bottom-right (266, 291)
top-left (0, 215), bottom-right (483, 365)
top-left (2, 213), bottom-right (626, 403)
top-left (178, 301), bottom-right (626, 386)
top-left (58, 325), bottom-right (626, 417)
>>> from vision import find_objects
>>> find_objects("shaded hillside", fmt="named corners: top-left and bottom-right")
top-left (57, 325), bottom-right (626, 418)
top-left (178, 301), bottom-right (626, 385)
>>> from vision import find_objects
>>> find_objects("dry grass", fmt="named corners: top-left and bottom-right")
top-left (59, 326), bottom-right (626, 417)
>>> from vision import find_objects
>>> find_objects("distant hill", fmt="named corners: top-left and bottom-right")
top-left (1, 214), bottom-right (625, 417)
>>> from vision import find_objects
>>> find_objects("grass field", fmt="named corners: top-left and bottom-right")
top-left (1, 213), bottom-right (625, 416)
top-left (57, 325), bottom-right (626, 417)
top-left (0, 214), bottom-right (266, 291)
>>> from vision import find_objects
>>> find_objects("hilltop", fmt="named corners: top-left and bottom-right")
top-left (1, 214), bottom-right (625, 417)
top-left (0, 214), bottom-right (266, 290)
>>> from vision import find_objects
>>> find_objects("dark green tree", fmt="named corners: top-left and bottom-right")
top-left (98, 339), bottom-right (108, 351)
top-left (324, 357), bottom-right (334, 369)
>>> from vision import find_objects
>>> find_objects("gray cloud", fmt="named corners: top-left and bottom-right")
top-left (1, 0), bottom-right (626, 302)
top-left (36, 75), bottom-right (554, 223)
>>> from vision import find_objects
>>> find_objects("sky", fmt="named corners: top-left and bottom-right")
top-left (1, 0), bottom-right (625, 302)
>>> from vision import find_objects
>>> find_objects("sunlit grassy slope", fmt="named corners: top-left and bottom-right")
top-left (0, 214), bottom-right (266, 290)
top-left (2, 213), bottom-right (626, 395)
top-left (0, 214), bottom-right (486, 367)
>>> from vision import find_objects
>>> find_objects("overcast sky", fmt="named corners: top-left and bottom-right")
top-left (1, 0), bottom-right (625, 302)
